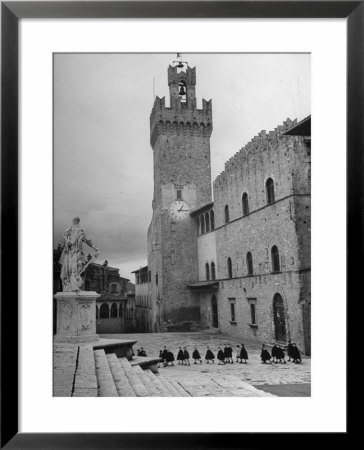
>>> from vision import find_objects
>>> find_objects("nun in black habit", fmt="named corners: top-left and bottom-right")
top-left (291, 343), bottom-right (302, 363)
top-left (183, 347), bottom-right (190, 365)
top-left (162, 346), bottom-right (169, 367)
top-left (165, 349), bottom-right (175, 366)
top-left (276, 345), bottom-right (286, 363)
top-left (260, 345), bottom-right (272, 364)
top-left (217, 347), bottom-right (225, 365)
top-left (192, 347), bottom-right (202, 364)
top-left (239, 344), bottom-right (248, 364)
top-left (271, 343), bottom-right (279, 363)
top-left (205, 347), bottom-right (215, 363)
top-left (177, 347), bottom-right (184, 365)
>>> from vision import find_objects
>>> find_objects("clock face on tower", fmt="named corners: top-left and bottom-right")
top-left (169, 200), bottom-right (190, 221)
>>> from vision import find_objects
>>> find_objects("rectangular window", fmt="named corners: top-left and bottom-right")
top-left (111, 284), bottom-right (117, 294)
top-left (247, 298), bottom-right (257, 326)
top-left (170, 221), bottom-right (176, 232)
top-left (171, 250), bottom-right (175, 265)
top-left (250, 303), bottom-right (256, 325)
top-left (156, 274), bottom-right (158, 285)
top-left (176, 189), bottom-right (182, 200)
top-left (230, 303), bottom-right (236, 322)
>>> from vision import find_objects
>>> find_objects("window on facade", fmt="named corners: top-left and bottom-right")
top-left (250, 303), bottom-right (256, 325)
top-left (100, 303), bottom-right (109, 319)
top-left (242, 192), bottom-right (249, 216)
top-left (110, 303), bottom-right (118, 318)
top-left (230, 302), bottom-right (236, 322)
top-left (119, 305), bottom-right (123, 317)
top-left (205, 212), bottom-right (210, 232)
top-left (266, 178), bottom-right (275, 204)
top-left (224, 205), bottom-right (230, 223)
top-left (227, 257), bottom-right (233, 279)
top-left (200, 215), bottom-right (205, 234)
top-left (271, 245), bottom-right (280, 272)
top-left (110, 284), bottom-right (117, 294)
top-left (156, 274), bottom-right (158, 285)
top-left (210, 210), bottom-right (215, 230)
top-left (196, 217), bottom-right (200, 235)
top-left (205, 263), bottom-right (210, 281)
top-left (246, 252), bottom-right (254, 275)
top-left (211, 262), bottom-right (216, 280)
top-left (177, 189), bottom-right (182, 200)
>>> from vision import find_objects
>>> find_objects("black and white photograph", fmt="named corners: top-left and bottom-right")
top-left (53, 52), bottom-right (311, 398)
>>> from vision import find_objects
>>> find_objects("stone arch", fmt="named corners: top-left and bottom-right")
top-left (99, 303), bottom-right (109, 319)
top-left (110, 303), bottom-right (118, 318)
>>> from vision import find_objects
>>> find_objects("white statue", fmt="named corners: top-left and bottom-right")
top-left (59, 217), bottom-right (99, 292)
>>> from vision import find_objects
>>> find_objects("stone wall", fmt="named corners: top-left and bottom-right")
top-left (211, 119), bottom-right (311, 354)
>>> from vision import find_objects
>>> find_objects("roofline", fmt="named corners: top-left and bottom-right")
top-left (131, 265), bottom-right (149, 274)
top-left (190, 202), bottom-right (214, 217)
top-left (282, 115), bottom-right (311, 136)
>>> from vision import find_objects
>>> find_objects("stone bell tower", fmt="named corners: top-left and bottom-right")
top-left (148, 58), bottom-right (213, 331)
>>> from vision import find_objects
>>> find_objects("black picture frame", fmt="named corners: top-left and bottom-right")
top-left (1, 1), bottom-right (358, 448)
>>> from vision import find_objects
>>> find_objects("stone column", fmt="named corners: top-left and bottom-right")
top-left (54, 291), bottom-right (100, 344)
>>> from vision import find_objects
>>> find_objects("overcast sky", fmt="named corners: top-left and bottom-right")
top-left (54, 53), bottom-right (310, 280)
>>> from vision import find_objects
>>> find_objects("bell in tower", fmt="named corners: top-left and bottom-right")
top-left (168, 54), bottom-right (197, 109)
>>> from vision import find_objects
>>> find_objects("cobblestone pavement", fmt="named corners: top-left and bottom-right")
top-left (101, 331), bottom-right (311, 387)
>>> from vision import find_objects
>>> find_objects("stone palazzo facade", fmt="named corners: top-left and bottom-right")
top-left (133, 63), bottom-right (311, 355)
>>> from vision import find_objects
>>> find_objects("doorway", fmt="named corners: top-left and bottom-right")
top-left (211, 295), bottom-right (219, 328)
top-left (273, 293), bottom-right (286, 342)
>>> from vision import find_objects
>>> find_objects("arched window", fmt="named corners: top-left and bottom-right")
top-left (178, 80), bottom-right (187, 103)
top-left (210, 210), bottom-right (215, 230)
top-left (266, 178), bottom-right (275, 204)
top-left (205, 263), bottom-right (210, 281)
top-left (201, 215), bottom-right (205, 234)
top-left (211, 262), bottom-right (216, 280)
top-left (246, 252), bottom-right (254, 275)
top-left (227, 257), bottom-right (233, 279)
top-left (242, 192), bottom-right (249, 216)
top-left (110, 303), bottom-right (118, 318)
top-left (196, 217), bottom-right (200, 235)
top-left (225, 205), bottom-right (230, 223)
top-left (100, 303), bottom-right (109, 319)
top-left (205, 212), bottom-right (210, 232)
top-left (271, 245), bottom-right (280, 272)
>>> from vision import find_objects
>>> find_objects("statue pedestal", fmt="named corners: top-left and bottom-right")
top-left (54, 291), bottom-right (100, 344)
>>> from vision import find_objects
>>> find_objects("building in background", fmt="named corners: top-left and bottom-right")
top-left (133, 61), bottom-right (311, 355)
top-left (132, 266), bottom-right (153, 332)
top-left (53, 248), bottom-right (134, 335)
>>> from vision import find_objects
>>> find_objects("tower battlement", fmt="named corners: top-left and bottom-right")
top-left (150, 64), bottom-right (212, 150)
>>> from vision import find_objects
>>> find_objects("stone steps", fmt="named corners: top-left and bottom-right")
top-left (73, 345), bottom-right (98, 397)
top-left (87, 348), bottom-right (275, 398)
top-left (118, 357), bottom-right (149, 397)
top-left (132, 365), bottom-right (160, 397)
top-left (106, 354), bottom-right (137, 397)
top-left (94, 349), bottom-right (118, 397)
top-left (144, 370), bottom-right (171, 397)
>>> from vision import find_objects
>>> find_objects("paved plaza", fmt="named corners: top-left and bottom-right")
top-left (101, 331), bottom-right (311, 396)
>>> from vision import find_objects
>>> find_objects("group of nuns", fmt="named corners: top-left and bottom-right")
top-left (157, 340), bottom-right (302, 367)
top-left (158, 343), bottom-right (250, 367)
top-left (260, 341), bottom-right (302, 364)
